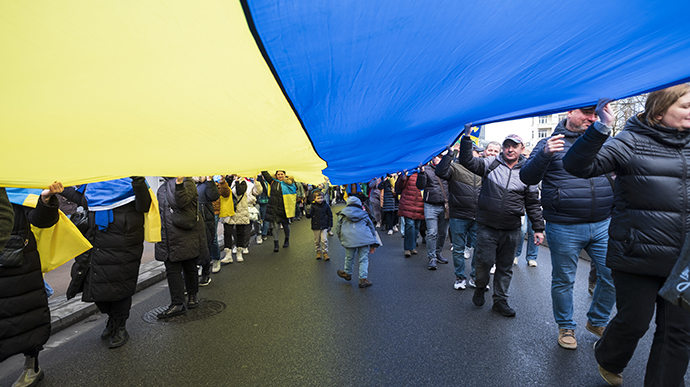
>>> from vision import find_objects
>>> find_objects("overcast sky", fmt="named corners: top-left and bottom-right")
top-left (484, 117), bottom-right (532, 144)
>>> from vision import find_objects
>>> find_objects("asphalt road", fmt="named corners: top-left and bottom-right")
top-left (0, 212), bottom-right (684, 387)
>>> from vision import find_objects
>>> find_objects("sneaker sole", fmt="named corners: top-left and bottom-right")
top-left (558, 340), bottom-right (577, 350)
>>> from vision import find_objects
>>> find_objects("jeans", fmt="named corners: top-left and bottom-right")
top-left (164, 258), bottom-right (199, 305)
top-left (449, 218), bottom-right (476, 279)
top-left (515, 216), bottom-right (537, 261)
top-left (596, 271), bottom-right (690, 387)
top-left (344, 246), bottom-right (370, 279)
top-left (424, 203), bottom-right (449, 260)
top-left (313, 229), bottom-right (328, 253)
top-left (474, 225), bottom-right (520, 302)
top-left (546, 219), bottom-right (615, 329)
top-left (404, 217), bottom-right (421, 251)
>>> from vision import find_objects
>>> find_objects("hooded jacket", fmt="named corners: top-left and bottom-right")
top-left (563, 116), bottom-right (690, 277)
top-left (435, 153), bottom-right (482, 220)
top-left (459, 136), bottom-right (545, 231)
top-left (521, 119), bottom-right (614, 224)
top-left (333, 197), bottom-right (380, 248)
top-left (155, 178), bottom-right (208, 263)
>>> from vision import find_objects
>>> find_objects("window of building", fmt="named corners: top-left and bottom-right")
top-left (539, 129), bottom-right (548, 138)
top-left (558, 113), bottom-right (567, 122)
top-left (539, 116), bottom-right (548, 124)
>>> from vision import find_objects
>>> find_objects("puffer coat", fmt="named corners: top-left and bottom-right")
top-left (395, 173), bottom-right (424, 220)
top-left (460, 137), bottom-right (545, 232)
top-left (377, 177), bottom-right (397, 212)
top-left (436, 153), bottom-right (482, 220)
top-left (155, 178), bottom-right (208, 263)
top-left (521, 119), bottom-right (614, 224)
top-left (0, 196), bottom-right (58, 361)
top-left (221, 179), bottom-right (262, 225)
top-left (262, 171), bottom-right (295, 223)
top-left (64, 177), bottom-right (151, 302)
top-left (563, 116), bottom-right (690, 277)
top-left (333, 197), bottom-right (380, 248)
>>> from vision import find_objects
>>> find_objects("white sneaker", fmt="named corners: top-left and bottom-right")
top-left (243, 247), bottom-right (249, 254)
top-left (464, 247), bottom-right (474, 259)
top-left (468, 277), bottom-right (490, 290)
top-left (513, 257), bottom-right (519, 265)
top-left (221, 248), bottom-right (233, 264)
top-left (232, 246), bottom-right (237, 254)
top-left (392, 225), bottom-right (399, 232)
top-left (212, 260), bottom-right (221, 273)
top-left (454, 278), bottom-right (467, 290)
top-left (490, 265), bottom-right (496, 274)
top-left (528, 259), bottom-right (538, 267)
top-left (387, 230), bottom-right (393, 235)
top-left (236, 251), bottom-right (244, 262)
top-left (256, 235), bottom-right (263, 245)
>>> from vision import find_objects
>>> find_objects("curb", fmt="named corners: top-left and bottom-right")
top-left (48, 260), bottom-right (167, 334)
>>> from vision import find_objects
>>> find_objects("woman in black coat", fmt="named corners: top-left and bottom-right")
top-left (155, 177), bottom-right (208, 319)
top-left (563, 84), bottom-right (690, 387)
top-left (261, 170), bottom-right (296, 252)
top-left (1, 182), bottom-right (62, 387)
top-left (62, 177), bottom-right (151, 349)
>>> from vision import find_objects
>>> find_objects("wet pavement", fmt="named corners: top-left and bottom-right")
top-left (0, 212), bottom-right (683, 387)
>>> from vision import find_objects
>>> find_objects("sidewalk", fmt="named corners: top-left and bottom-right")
top-left (45, 243), bottom-right (165, 334)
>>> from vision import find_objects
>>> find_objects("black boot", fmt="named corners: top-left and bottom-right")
top-left (283, 237), bottom-right (290, 248)
top-left (108, 319), bottom-right (129, 349)
top-left (13, 355), bottom-right (44, 387)
top-left (187, 293), bottom-right (199, 309)
top-left (157, 304), bottom-right (187, 319)
top-left (100, 318), bottom-right (115, 340)
top-left (274, 240), bottom-right (279, 252)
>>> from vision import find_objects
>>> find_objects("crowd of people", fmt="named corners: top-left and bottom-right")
top-left (1, 84), bottom-right (690, 386)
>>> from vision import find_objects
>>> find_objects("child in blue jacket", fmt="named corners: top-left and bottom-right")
top-left (305, 190), bottom-right (333, 260)
top-left (333, 196), bottom-right (381, 288)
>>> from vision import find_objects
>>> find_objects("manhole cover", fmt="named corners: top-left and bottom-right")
top-left (142, 299), bottom-right (226, 324)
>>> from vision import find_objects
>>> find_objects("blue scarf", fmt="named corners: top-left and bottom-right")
top-left (85, 178), bottom-right (136, 231)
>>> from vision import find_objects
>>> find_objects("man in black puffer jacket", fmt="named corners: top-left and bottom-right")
top-left (459, 128), bottom-right (544, 317)
top-left (436, 144), bottom-right (482, 291)
top-left (521, 106), bottom-right (615, 351)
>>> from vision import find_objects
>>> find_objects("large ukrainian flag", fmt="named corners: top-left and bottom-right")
top-left (1, 1), bottom-right (689, 186)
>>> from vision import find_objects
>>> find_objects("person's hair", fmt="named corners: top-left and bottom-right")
top-left (275, 170), bottom-right (286, 176)
top-left (641, 83), bottom-right (690, 126)
top-left (314, 190), bottom-right (324, 198)
top-left (487, 141), bottom-right (501, 148)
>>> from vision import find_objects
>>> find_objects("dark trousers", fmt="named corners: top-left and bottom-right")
top-left (164, 259), bottom-right (199, 305)
top-left (382, 211), bottom-right (396, 231)
top-left (223, 223), bottom-right (250, 248)
top-left (596, 270), bottom-right (690, 387)
top-left (474, 225), bottom-right (520, 303)
top-left (96, 297), bottom-right (133, 321)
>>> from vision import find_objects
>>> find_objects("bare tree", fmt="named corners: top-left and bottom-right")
top-left (611, 93), bottom-right (648, 136)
